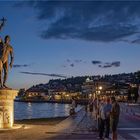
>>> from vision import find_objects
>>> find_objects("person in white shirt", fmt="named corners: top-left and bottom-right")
top-left (98, 99), bottom-right (105, 139)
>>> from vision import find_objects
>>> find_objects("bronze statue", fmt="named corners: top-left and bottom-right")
top-left (0, 18), bottom-right (14, 88)
top-left (0, 35), bottom-right (14, 88)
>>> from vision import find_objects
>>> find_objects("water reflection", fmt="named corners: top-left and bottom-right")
top-left (64, 104), bottom-right (70, 115)
top-left (14, 102), bottom-right (82, 120)
top-left (28, 102), bottom-right (32, 107)
top-left (14, 102), bottom-right (72, 120)
top-left (54, 103), bottom-right (58, 117)
top-left (27, 102), bottom-right (33, 119)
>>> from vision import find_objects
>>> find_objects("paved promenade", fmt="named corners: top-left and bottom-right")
top-left (120, 103), bottom-right (140, 117)
top-left (0, 108), bottom-right (98, 140)
top-left (118, 103), bottom-right (140, 140)
top-left (0, 104), bottom-right (140, 140)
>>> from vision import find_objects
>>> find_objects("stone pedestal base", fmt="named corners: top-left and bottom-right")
top-left (0, 89), bottom-right (18, 128)
top-left (0, 124), bottom-right (23, 131)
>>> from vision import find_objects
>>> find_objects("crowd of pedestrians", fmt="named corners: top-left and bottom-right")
top-left (69, 96), bottom-right (120, 140)
top-left (88, 96), bottom-right (120, 140)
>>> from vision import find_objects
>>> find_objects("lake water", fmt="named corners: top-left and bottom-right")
top-left (14, 102), bottom-right (81, 120)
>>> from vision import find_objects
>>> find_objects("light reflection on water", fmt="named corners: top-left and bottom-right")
top-left (27, 103), bottom-right (33, 119)
top-left (14, 102), bottom-right (80, 120)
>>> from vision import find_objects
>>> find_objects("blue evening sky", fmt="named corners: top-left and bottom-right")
top-left (0, 1), bottom-right (140, 89)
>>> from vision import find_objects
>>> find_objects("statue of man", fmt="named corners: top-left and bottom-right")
top-left (0, 35), bottom-right (14, 88)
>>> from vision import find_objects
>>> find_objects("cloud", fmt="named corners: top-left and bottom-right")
top-left (13, 64), bottom-right (31, 68)
top-left (66, 59), bottom-right (71, 62)
top-left (61, 65), bottom-right (66, 68)
top-left (99, 61), bottom-right (120, 68)
top-left (92, 60), bottom-right (102, 65)
top-left (119, 33), bottom-right (140, 44)
top-left (63, 59), bottom-right (82, 68)
top-left (20, 71), bottom-right (67, 78)
top-left (98, 65), bottom-right (102, 68)
top-left (41, 24), bottom-right (137, 42)
top-left (131, 39), bottom-right (140, 44)
top-left (111, 61), bottom-right (120, 67)
top-left (102, 65), bottom-right (112, 68)
top-left (16, 1), bottom-right (140, 42)
top-left (66, 59), bottom-right (82, 63)
top-left (70, 63), bottom-right (74, 67)
top-left (74, 59), bottom-right (82, 63)
top-left (63, 59), bottom-right (120, 68)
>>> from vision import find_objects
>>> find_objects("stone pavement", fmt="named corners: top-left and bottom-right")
top-left (0, 108), bottom-right (98, 140)
top-left (46, 107), bottom-right (87, 133)
top-left (46, 110), bottom-right (124, 140)
top-left (117, 103), bottom-right (140, 140)
top-left (0, 107), bottom-right (137, 140)
top-left (120, 103), bottom-right (140, 117)
top-left (46, 110), bottom-right (98, 140)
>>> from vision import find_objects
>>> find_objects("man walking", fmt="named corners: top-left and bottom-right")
top-left (110, 96), bottom-right (120, 140)
top-left (104, 97), bottom-right (112, 139)
top-left (98, 99), bottom-right (105, 139)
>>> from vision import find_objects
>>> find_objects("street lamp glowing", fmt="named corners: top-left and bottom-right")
top-left (99, 86), bottom-right (103, 90)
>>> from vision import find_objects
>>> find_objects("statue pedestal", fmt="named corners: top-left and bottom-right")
top-left (0, 89), bottom-right (18, 128)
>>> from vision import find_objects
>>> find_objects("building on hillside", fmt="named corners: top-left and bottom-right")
top-left (25, 91), bottom-right (48, 100)
top-left (94, 81), bottom-right (112, 99)
top-left (101, 83), bottom-right (129, 101)
top-left (82, 77), bottom-right (96, 99)
top-left (48, 89), bottom-right (80, 100)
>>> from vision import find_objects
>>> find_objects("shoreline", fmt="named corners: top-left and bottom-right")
top-left (14, 99), bottom-right (88, 105)
top-left (15, 116), bottom-right (68, 125)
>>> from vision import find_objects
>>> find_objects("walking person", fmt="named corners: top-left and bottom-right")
top-left (110, 97), bottom-right (120, 140)
top-left (104, 97), bottom-right (112, 140)
top-left (98, 99), bottom-right (105, 140)
top-left (89, 98), bottom-right (94, 117)
top-left (93, 98), bottom-right (97, 120)
top-left (97, 98), bottom-right (101, 130)
top-left (70, 97), bottom-right (76, 115)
